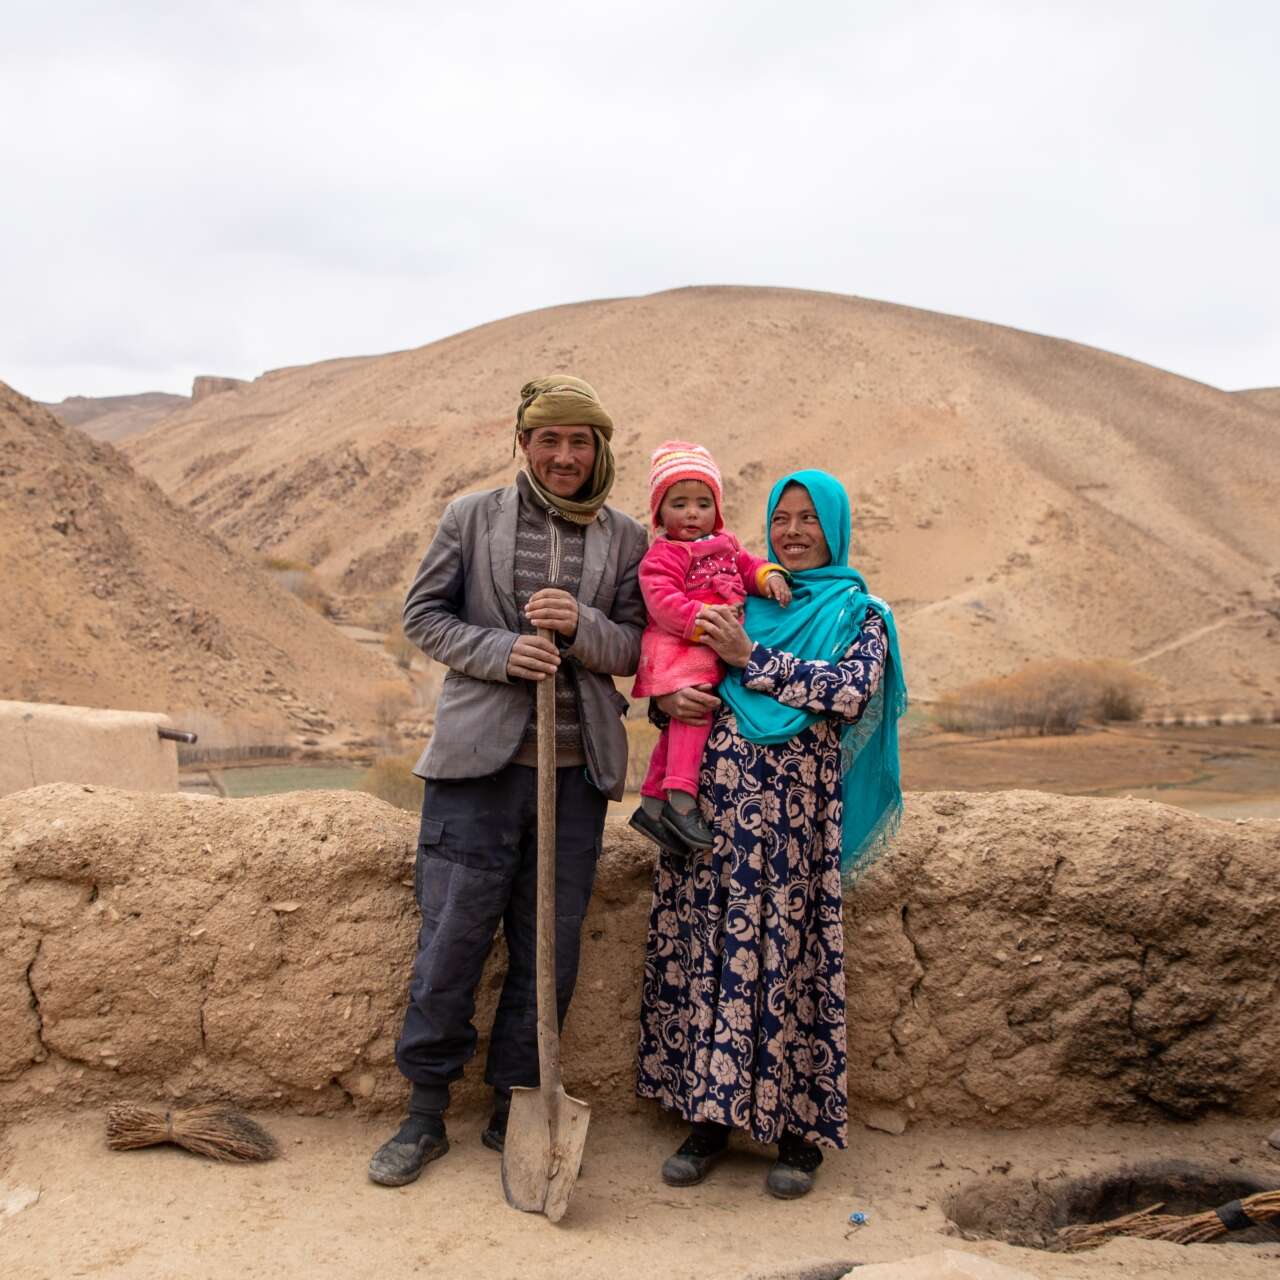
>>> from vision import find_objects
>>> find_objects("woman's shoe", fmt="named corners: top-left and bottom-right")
top-left (659, 802), bottom-right (714, 851)
top-left (766, 1133), bottom-right (823, 1199)
top-left (660, 1124), bottom-right (729, 1186)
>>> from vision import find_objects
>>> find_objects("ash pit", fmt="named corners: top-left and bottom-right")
top-left (946, 1159), bottom-right (1280, 1251)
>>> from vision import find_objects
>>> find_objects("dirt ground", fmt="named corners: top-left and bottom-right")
top-left (900, 722), bottom-right (1280, 818)
top-left (5, 735), bottom-right (1278, 1279)
top-left (2, 1110), bottom-right (1279, 1279)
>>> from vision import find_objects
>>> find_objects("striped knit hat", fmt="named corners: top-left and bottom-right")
top-left (648, 440), bottom-right (724, 531)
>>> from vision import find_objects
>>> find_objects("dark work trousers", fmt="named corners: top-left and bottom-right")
top-left (393, 763), bottom-right (607, 1104)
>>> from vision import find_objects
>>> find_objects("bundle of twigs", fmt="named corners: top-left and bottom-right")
top-left (106, 1103), bottom-right (279, 1162)
top-left (1056, 1189), bottom-right (1280, 1251)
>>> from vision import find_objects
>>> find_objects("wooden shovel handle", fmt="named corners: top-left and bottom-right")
top-left (535, 627), bottom-right (561, 1100)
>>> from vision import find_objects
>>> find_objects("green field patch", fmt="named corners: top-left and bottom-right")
top-left (214, 763), bottom-right (367, 798)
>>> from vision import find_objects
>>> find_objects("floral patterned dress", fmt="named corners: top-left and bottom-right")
top-left (635, 612), bottom-right (888, 1149)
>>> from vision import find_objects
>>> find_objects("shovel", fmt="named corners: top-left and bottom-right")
top-left (501, 626), bottom-right (590, 1222)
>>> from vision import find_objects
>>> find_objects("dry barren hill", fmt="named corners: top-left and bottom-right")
top-left (126, 287), bottom-right (1280, 711)
top-left (0, 383), bottom-right (388, 736)
top-left (42, 391), bottom-right (191, 443)
top-left (1235, 386), bottom-right (1280, 413)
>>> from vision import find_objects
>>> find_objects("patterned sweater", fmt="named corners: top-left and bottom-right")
top-left (512, 471), bottom-right (586, 767)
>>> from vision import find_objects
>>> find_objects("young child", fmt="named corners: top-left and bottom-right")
top-left (630, 441), bottom-right (791, 854)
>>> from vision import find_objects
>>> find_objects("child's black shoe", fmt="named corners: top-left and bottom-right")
top-left (628, 806), bottom-right (689, 862)
top-left (660, 802), bottom-right (714, 851)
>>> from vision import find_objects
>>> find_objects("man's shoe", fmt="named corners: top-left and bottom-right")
top-left (661, 1126), bottom-right (729, 1187)
top-left (367, 1118), bottom-right (449, 1187)
top-left (480, 1105), bottom-right (508, 1153)
top-left (628, 806), bottom-right (689, 861)
top-left (766, 1133), bottom-right (823, 1199)
top-left (486, 1097), bottom-right (589, 1174)
top-left (660, 802), bottom-right (714, 851)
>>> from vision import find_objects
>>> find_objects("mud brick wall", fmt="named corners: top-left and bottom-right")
top-left (1, 784), bottom-right (1277, 1125)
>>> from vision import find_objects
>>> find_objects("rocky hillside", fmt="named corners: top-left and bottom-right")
top-left (41, 391), bottom-right (190, 443)
top-left (124, 287), bottom-right (1280, 710)
top-left (0, 383), bottom-right (389, 736)
top-left (41, 374), bottom-right (259, 444)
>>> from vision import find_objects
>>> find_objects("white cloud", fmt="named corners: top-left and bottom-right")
top-left (3, 0), bottom-right (1277, 398)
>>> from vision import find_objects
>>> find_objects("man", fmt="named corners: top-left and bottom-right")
top-left (368, 375), bottom-right (647, 1187)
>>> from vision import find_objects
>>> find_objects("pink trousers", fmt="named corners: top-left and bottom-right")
top-left (640, 718), bottom-right (712, 799)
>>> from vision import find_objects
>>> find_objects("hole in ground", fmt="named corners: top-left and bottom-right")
top-left (947, 1159), bottom-right (1280, 1250)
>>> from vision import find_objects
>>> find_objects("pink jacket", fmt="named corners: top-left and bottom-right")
top-left (632, 532), bottom-right (780, 698)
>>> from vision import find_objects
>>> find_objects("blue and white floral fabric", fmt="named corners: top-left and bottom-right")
top-left (636, 615), bottom-right (887, 1149)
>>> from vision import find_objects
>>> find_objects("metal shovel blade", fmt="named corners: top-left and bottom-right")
top-left (501, 1083), bottom-right (590, 1222)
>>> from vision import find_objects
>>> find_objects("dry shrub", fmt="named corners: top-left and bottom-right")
top-left (935, 660), bottom-right (1152, 736)
top-left (625, 718), bottom-right (661, 792)
top-left (1086, 659), bottom-right (1151, 721)
top-left (384, 625), bottom-right (418, 671)
top-left (262, 558), bottom-right (334, 617)
top-left (359, 753), bottom-right (421, 812)
top-left (365, 591), bottom-right (407, 632)
top-left (372, 679), bottom-right (411, 737)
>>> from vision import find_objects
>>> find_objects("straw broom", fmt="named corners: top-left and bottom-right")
top-left (1056, 1189), bottom-right (1280, 1251)
top-left (106, 1103), bottom-right (279, 1162)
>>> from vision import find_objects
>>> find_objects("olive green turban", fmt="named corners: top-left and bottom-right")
top-left (514, 375), bottom-right (616, 524)
top-left (515, 375), bottom-right (614, 440)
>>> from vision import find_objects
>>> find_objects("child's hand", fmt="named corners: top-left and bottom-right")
top-left (765, 573), bottom-right (792, 607)
top-left (690, 604), bottom-right (717, 641)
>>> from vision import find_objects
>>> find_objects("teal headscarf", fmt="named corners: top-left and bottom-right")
top-left (718, 470), bottom-right (908, 880)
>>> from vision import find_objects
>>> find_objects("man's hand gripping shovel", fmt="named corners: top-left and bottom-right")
top-left (501, 627), bottom-right (590, 1222)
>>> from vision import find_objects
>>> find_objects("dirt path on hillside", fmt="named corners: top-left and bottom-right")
top-left (1130, 610), bottom-right (1270, 665)
top-left (3, 1112), bottom-right (1278, 1279)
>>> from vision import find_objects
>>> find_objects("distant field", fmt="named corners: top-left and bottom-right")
top-left (190, 725), bottom-right (1279, 824)
top-left (213, 763), bottom-right (368, 798)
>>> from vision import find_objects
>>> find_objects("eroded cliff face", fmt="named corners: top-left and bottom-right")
top-left (190, 376), bottom-right (247, 401)
top-left (1, 784), bottom-right (1276, 1125)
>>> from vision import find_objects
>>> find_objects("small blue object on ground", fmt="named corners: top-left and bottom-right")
top-left (848, 1211), bottom-right (868, 1225)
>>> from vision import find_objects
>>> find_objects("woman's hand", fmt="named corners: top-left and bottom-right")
top-left (656, 685), bottom-right (721, 725)
top-left (696, 605), bottom-right (754, 668)
top-left (525, 588), bottom-right (579, 638)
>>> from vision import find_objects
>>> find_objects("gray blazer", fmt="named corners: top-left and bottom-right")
top-left (404, 483), bottom-right (648, 800)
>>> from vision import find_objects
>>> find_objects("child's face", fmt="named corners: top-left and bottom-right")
top-left (659, 480), bottom-right (717, 541)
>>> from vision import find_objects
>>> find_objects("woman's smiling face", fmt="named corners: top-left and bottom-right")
top-left (770, 483), bottom-right (831, 571)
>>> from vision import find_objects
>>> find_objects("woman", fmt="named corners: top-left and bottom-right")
top-left (635, 469), bottom-right (907, 1198)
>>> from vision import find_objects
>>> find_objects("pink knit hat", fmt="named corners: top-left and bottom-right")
top-left (648, 440), bottom-right (724, 531)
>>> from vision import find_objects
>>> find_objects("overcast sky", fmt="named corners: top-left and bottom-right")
top-left (3, 1), bottom-right (1277, 401)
